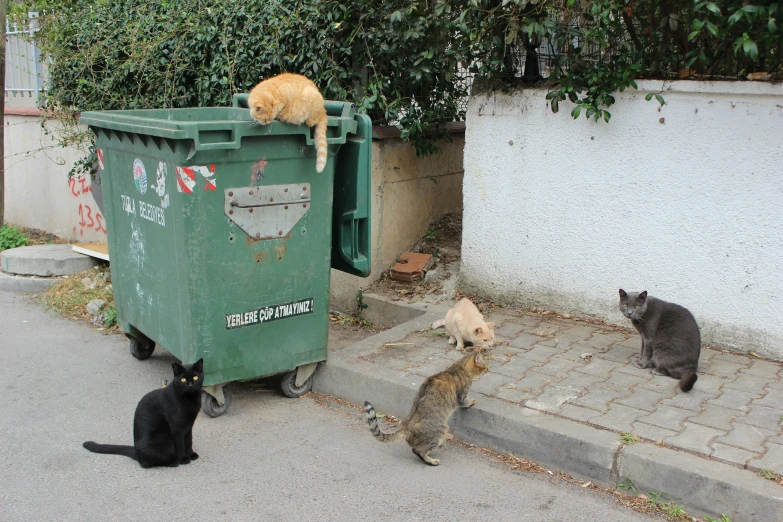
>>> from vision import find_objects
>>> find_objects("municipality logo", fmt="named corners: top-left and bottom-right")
top-left (133, 158), bottom-right (148, 195)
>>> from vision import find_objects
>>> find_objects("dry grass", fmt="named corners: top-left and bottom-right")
top-left (40, 265), bottom-right (119, 333)
top-left (534, 329), bottom-right (557, 339)
top-left (759, 467), bottom-right (783, 485)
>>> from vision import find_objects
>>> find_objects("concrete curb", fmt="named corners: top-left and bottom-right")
top-left (316, 314), bottom-right (783, 521)
top-left (620, 444), bottom-right (783, 521)
top-left (0, 271), bottom-right (61, 293)
top-left (1, 244), bottom-right (98, 277)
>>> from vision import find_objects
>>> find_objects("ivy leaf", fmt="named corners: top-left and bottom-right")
top-left (769, 19), bottom-right (777, 33)
top-left (390, 10), bottom-right (402, 23)
top-left (727, 10), bottom-right (744, 25)
top-left (706, 3), bottom-right (722, 15)
top-left (571, 106), bottom-right (581, 119)
top-left (743, 38), bottom-right (759, 60)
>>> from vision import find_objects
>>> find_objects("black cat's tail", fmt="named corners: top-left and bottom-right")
top-left (679, 372), bottom-right (698, 393)
top-left (83, 441), bottom-right (137, 460)
top-left (364, 402), bottom-right (407, 443)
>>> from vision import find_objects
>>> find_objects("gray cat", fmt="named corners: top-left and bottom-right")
top-left (618, 289), bottom-right (700, 392)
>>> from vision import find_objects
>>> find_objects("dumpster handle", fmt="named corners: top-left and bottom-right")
top-left (229, 198), bottom-right (310, 209)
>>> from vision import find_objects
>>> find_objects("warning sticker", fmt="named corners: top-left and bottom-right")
top-left (225, 297), bottom-right (315, 330)
top-left (176, 164), bottom-right (216, 194)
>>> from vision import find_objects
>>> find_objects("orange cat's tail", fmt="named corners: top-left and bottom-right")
top-left (314, 118), bottom-right (327, 173)
top-left (364, 401), bottom-right (406, 443)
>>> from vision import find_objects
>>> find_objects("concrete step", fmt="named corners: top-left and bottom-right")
top-left (0, 271), bottom-right (63, 293)
top-left (1, 244), bottom-right (99, 277)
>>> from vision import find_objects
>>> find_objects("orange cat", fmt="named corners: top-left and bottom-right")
top-left (432, 298), bottom-right (495, 351)
top-left (247, 73), bottom-right (328, 173)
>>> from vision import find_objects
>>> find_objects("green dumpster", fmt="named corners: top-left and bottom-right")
top-left (79, 96), bottom-right (371, 417)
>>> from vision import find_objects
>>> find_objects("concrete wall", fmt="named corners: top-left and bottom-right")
top-left (330, 135), bottom-right (464, 312)
top-left (4, 109), bottom-right (106, 242)
top-left (461, 81), bottom-right (783, 359)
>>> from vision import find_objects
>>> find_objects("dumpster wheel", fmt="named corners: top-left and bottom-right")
top-left (280, 369), bottom-right (314, 398)
top-left (128, 335), bottom-right (155, 361)
top-left (202, 387), bottom-right (232, 418)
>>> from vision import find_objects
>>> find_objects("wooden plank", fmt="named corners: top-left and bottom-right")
top-left (72, 243), bottom-right (110, 262)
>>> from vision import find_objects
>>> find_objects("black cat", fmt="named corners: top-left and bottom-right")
top-left (618, 290), bottom-right (700, 392)
top-left (83, 359), bottom-right (204, 468)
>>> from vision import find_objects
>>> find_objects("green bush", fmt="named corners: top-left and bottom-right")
top-left (545, 0), bottom-right (781, 122)
top-left (25, 0), bottom-right (783, 167)
top-left (0, 225), bottom-right (30, 251)
top-left (35, 0), bottom-right (478, 159)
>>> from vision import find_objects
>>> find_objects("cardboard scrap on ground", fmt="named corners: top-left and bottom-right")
top-left (390, 252), bottom-right (433, 282)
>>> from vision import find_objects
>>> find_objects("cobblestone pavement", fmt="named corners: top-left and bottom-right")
top-left (345, 309), bottom-right (783, 475)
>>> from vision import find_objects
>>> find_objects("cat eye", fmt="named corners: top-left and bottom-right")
top-left (193, 376), bottom-right (199, 381)
top-left (180, 378), bottom-right (187, 383)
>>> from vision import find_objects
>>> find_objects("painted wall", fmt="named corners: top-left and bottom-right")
top-left (4, 110), bottom-right (107, 241)
top-left (329, 136), bottom-right (464, 312)
top-left (461, 81), bottom-right (783, 359)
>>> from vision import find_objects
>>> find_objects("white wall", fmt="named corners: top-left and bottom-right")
top-left (462, 81), bottom-right (783, 359)
top-left (4, 110), bottom-right (107, 242)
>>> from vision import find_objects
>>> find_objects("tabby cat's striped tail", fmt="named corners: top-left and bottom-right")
top-left (364, 401), bottom-right (406, 443)
top-left (314, 118), bottom-right (328, 173)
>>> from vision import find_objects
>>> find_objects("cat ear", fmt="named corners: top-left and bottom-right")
top-left (485, 322), bottom-right (495, 330)
top-left (192, 358), bottom-right (204, 373)
top-left (474, 353), bottom-right (484, 365)
top-left (639, 291), bottom-right (648, 300)
top-left (172, 362), bottom-right (185, 376)
top-left (474, 326), bottom-right (483, 335)
top-left (619, 289), bottom-right (627, 297)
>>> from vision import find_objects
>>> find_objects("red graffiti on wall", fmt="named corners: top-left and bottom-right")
top-left (69, 176), bottom-right (106, 237)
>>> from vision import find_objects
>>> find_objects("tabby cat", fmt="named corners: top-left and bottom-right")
top-left (247, 73), bottom-right (328, 173)
top-left (431, 298), bottom-right (495, 351)
top-left (619, 289), bottom-right (700, 392)
top-left (364, 353), bottom-right (489, 466)
top-left (83, 359), bottom-right (204, 468)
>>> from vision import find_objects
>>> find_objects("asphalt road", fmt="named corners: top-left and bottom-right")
top-left (0, 289), bottom-right (657, 521)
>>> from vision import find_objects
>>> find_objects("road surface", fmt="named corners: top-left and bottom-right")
top-left (0, 289), bottom-right (657, 521)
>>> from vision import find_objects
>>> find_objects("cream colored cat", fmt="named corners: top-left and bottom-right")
top-left (247, 73), bottom-right (328, 173)
top-left (431, 298), bottom-right (495, 351)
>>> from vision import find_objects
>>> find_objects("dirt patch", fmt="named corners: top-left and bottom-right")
top-left (37, 265), bottom-right (119, 333)
top-left (327, 312), bottom-right (388, 351)
top-left (369, 213), bottom-right (462, 301)
top-left (18, 227), bottom-right (74, 246)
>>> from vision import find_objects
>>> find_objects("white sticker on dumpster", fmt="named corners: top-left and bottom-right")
top-left (225, 297), bottom-right (315, 330)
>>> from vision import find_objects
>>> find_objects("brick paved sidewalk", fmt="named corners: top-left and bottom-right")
top-left (346, 308), bottom-right (783, 475)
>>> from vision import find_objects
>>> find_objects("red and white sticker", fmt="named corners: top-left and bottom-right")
top-left (176, 165), bottom-right (216, 194)
top-left (96, 148), bottom-right (104, 171)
